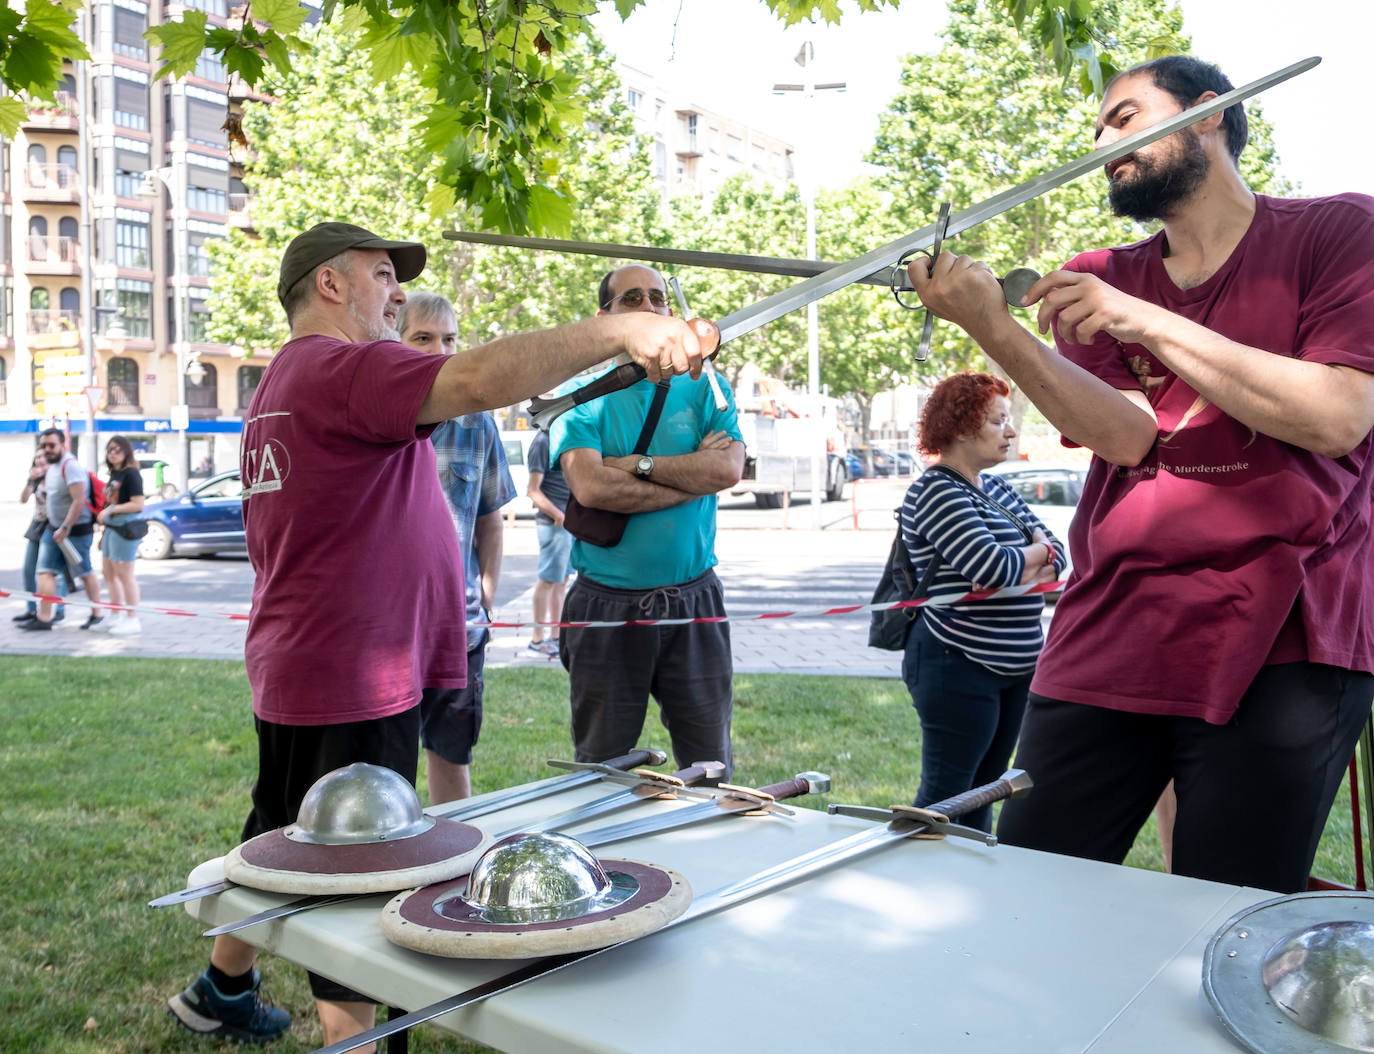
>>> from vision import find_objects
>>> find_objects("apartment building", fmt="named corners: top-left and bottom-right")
top-left (0, 0), bottom-right (274, 485)
top-left (617, 62), bottom-right (795, 199)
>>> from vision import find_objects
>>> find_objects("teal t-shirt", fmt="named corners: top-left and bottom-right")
top-left (550, 373), bottom-right (742, 589)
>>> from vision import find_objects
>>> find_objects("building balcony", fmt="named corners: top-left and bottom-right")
top-left (22, 92), bottom-right (79, 132)
top-left (24, 236), bottom-right (81, 276)
top-left (227, 192), bottom-right (254, 230)
top-left (187, 384), bottom-right (220, 418)
top-left (106, 382), bottom-right (142, 415)
top-left (27, 309), bottom-right (81, 337)
top-left (22, 163), bottom-right (80, 203)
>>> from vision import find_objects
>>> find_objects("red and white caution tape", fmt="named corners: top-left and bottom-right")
top-left (3, 580), bottom-right (1064, 631)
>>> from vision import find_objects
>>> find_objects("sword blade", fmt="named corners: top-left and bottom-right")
top-left (713, 57), bottom-right (1317, 345)
top-left (447, 57), bottom-right (1318, 343)
top-left (310, 769), bottom-right (1029, 1054)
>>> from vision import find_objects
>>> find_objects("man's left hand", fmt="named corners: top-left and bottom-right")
top-left (1027, 270), bottom-right (1162, 348)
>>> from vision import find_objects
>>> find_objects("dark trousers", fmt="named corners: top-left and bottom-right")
top-left (902, 617), bottom-right (1031, 832)
top-left (997, 662), bottom-right (1374, 893)
top-left (561, 569), bottom-right (734, 776)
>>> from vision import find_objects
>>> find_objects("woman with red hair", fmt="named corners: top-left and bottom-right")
top-left (899, 371), bottom-right (1065, 830)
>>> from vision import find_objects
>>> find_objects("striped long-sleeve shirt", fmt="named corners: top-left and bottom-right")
top-left (900, 468), bottom-right (1066, 675)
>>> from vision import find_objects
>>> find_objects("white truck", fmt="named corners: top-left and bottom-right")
top-left (725, 371), bottom-right (848, 508)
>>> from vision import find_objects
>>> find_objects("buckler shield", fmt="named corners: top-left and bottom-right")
top-left (224, 763), bottom-right (494, 895)
top-left (381, 832), bottom-right (692, 958)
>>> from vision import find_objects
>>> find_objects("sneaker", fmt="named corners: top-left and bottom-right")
top-left (81, 613), bottom-right (104, 631)
top-left (527, 640), bottom-right (547, 655)
top-left (108, 616), bottom-right (142, 636)
top-left (538, 638), bottom-right (561, 657)
top-left (167, 969), bottom-right (290, 1044)
top-left (12, 612), bottom-right (36, 623)
top-left (17, 618), bottom-right (52, 632)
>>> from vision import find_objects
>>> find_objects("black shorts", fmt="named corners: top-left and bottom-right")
top-left (243, 709), bottom-right (421, 1003)
top-left (419, 644), bottom-right (485, 765)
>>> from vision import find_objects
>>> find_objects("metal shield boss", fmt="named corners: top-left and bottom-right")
top-left (452, 833), bottom-right (639, 924)
top-left (284, 762), bottom-right (436, 845)
top-left (1204, 890), bottom-right (1374, 1053)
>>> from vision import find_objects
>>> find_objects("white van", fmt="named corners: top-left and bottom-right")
top-left (499, 429), bottom-right (537, 517)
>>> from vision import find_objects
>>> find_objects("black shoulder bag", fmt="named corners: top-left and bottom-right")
top-left (563, 380), bottom-right (671, 548)
top-left (867, 514), bottom-right (943, 651)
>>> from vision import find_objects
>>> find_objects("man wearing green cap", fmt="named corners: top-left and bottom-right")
top-left (167, 222), bottom-right (717, 1048)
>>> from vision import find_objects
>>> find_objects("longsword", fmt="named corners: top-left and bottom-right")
top-left (148, 748), bottom-right (667, 909)
top-left (448, 56), bottom-right (1319, 428)
top-left (313, 769), bottom-right (1032, 1054)
top-left (200, 771), bottom-right (825, 937)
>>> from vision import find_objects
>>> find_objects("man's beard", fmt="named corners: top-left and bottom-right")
top-left (348, 301), bottom-right (399, 342)
top-left (1108, 129), bottom-right (1210, 221)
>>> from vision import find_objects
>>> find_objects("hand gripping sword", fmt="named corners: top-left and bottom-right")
top-left (446, 57), bottom-right (1319, 428)
top-left (310, 769), bottom-right (1033, 1054)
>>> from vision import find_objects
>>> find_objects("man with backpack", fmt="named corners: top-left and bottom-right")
top-left (21, 427), bottom-right (105, 631)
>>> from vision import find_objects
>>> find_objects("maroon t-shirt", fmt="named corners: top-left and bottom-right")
top-left (1035, 194), bottom-right (1374, 723)
top-left (240, 334), bottom-right (466, 726)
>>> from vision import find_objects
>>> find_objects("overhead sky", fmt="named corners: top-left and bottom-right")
top-left (592, 0), bottom-right (1369, 200)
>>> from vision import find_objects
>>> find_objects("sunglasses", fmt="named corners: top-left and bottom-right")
top-left (604, 288), bottom-right (669, 310)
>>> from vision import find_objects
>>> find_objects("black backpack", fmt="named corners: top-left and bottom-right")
top-left (867, 512), bottom-right (941, 650)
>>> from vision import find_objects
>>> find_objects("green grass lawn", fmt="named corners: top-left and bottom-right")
top-left (0, 656), bottom-right (1365, 1052)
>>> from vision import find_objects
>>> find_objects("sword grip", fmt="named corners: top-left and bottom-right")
top-left (758, 771), bottom-right (831, 801)
top-left (528, 362), bottom-right (646, 422)
top-left (601, 748), bottom-right (669, 771)
top-left (922, 769), bottom-right (1032, 822)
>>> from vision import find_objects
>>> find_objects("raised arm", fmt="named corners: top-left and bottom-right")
top-left (417, 315), bottom-right (718, 426)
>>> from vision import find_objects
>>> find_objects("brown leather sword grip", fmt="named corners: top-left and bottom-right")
top-left (603, 748), bottom-right (667, 771)
top-left (923, 769), bottom-right (1032, 822)
top-left (758, 777), bottom-right (812, 801)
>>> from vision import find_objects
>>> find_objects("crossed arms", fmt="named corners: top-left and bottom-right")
top-left (560, 431), bottom-right (745, 514)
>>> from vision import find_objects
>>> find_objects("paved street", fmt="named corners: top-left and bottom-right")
top-left (0, 482), bottom-right (914, 677)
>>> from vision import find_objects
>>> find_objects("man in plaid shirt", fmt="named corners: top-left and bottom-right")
top-left (399, 292), bottom-right (516, 804)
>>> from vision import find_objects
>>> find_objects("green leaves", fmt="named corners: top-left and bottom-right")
top-left (0, 0), bottom-right (88, 116)
top-left (146, 11), bottom-right (209, 80)
top-left (0, 95), bottom-right (25, 140)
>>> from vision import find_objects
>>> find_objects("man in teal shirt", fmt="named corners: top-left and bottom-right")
top-left (551, 264), bottom-right (746, 774)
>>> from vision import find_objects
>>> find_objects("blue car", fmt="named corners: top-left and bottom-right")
top-left (138, 470), bottom-right (246, 559)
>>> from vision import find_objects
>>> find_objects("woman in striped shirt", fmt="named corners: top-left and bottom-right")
top-left (901, 372), bottom-right (1066, 830)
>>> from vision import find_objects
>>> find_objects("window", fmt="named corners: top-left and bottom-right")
top-left (187, 98), bottom-right (226, 147)
top-left (114, 279), bottom-right (152, 337)
top-left (627, 88), bottom-right (642, 110)
top-left (185, 293), bottom-right (212, 342)
top-left (186, 232), bottom-right (219, 277)
top-left (194, 50), bottom-right (226, 81)
top-left (28, 217), bottom-right (48, 262)
top-left (113, 5), bottom-right (148, 60)
top-left (107, 357), bottom-right (139, 410)
top-left (726, 134), bottom-right (742, 162)
top-left (56, 218), bottom-right (78, 262)
top-left (114, 78), bottom-right (148, 130)
top-left (237, 365), bottom-right (264, 410)
top-left (30, 288), bottom-right (49, 310)
top-left (183, 0), bottom-right (227, 14)
top-left (115, 146), bottom-right (147, 198)
top-left (116, 217), bottom-right (150, 268)
top-left (59, 288), bottom-right (79, 313)
top-left (0, 355), bottom-right (7, 406)
top-left (186, 361), bottom-right (217, 409)
top-left (186, 182), bottom-right (227, 213)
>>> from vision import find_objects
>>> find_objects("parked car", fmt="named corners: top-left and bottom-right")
top-left (138, 470), bottom-right (246, 559)
top-left (986, 461), bottom-right (1087, 587)
top-left (848, 447), bottom-right (895, 478)
top-left (843, 451), bottom-right (864, 481)
top-left (498, 429), bottom-right (537, 517)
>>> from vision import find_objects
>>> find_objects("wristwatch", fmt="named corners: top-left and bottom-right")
top-left (634, 455), bottom-right (654, 478)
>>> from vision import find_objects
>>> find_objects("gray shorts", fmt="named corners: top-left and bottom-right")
top-left (419, 643), bottom-right (485, 765)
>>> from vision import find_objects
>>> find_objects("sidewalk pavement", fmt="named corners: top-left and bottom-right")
top-left (1, 501), bottom-right (904, 679)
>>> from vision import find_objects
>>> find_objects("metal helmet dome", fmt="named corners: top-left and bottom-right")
top-left (284, 763), bottom-right (435, 845)
top-left (1261, 919), bottom-right (1374, 1051)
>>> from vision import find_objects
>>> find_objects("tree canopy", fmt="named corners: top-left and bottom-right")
top-left (2, 0), bottom-right (1167, 235)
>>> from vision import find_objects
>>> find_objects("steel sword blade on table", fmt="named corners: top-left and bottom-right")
top-left (200, 771), bottom-right (822, 936)
top-left (453, 56), bottom-right (1318, 428)
top-left (148, 748), bottom-right (668, 909)
top-left (312, 769), bottom-right (1032, 1054)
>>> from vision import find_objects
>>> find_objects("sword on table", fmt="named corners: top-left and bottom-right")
top-left (446, 56), bottom-right (1319, 428)
top-left (313, 769), bottom-right (1032, 1054)
top-left (148, 748), bottom-right (669, 909)
top-left (200, 770), bottom-right (829, 937)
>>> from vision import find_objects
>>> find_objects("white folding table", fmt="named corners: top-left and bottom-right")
top-left (182, 776), bottom-right (1271, 1053)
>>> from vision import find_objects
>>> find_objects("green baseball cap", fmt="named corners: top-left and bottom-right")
top-left (277, 222), bottom-right (427, 306)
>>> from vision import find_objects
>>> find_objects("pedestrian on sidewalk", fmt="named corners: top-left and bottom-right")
top-left (15, 449), bottom-right (67, 626)
top-left (21, 427), bottom-right (104, 632)
top-left (96, 435), bottom-right (146, 636)
top-left (526, 426), bottom-right (571, 658)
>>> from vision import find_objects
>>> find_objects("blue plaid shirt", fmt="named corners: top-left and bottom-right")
top-left (430, 413), bottom-right (515, 649)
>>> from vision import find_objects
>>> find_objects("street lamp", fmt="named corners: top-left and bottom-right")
top-left (139, 161), bottom-right (192, 490)
top-left (774, 42), bottom-right (845, 528)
